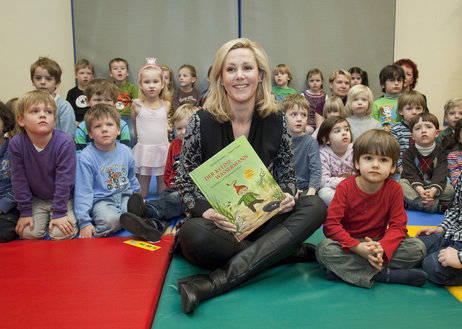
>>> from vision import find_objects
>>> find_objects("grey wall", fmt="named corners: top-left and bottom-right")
top-left (73, 0), bottom-right (395, 98)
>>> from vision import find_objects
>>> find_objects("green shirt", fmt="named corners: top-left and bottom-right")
top-left (272, 86), bottom-right (297, 102)
top-left (115, 82), bottom-right (138, 116)
top-left (372, 96), bottom-right (402, 132)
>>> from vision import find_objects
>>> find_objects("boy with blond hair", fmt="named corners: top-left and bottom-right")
top-left (74, 104), bottom-right (140, 238)
top-left (109, 58), bottom-right (138, 146)
top-left (272, 64), bottom-right (297, 101)
top-left (66, 59), bottom-right (94, 124)
top-left (121, 104), bottom-right (198, 241)
top-left (390, 90), bottom-right (426, 173)
top-left (399, 113), bottom-right (455, 213)
top-left (75, 78), bottom-right (131, 153)
top-left (281, 94), bottom-right (321, 196)
top-left (30, 57), bottom-right (76, 138)
top-left (11, 91), bottom-right (78, 240)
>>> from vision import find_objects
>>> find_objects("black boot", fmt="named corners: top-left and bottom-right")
top-left (120, 212), bottom-right (161, 243)
top-left (177, 195), bottom-right (326, 314)
top-left (179, 223), bottom-right (297, 314)
top-left (127, 193), bottom-right (150, 217)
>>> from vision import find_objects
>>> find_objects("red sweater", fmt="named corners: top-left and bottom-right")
top-left (163, 138), bottom-right (182, 188)
top-left (323, 176), bottom-right (408, 263)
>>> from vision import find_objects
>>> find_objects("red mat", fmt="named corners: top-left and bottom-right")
top-left (0, 236), bottom-right (174, 329)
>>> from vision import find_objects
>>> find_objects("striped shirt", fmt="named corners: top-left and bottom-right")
top-left (440, 174), bottom-right (462, 242)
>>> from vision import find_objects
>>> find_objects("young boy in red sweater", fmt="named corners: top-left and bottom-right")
top-left (120, 104), bottom-right (197, 241)
top-left (316, 129), bottom-right (427, 288)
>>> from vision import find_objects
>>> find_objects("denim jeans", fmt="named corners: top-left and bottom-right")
top-left (145, 187), bottom-right (185, 232)
top-left (419, 232), bottom-right (462, 285)
top-left (91, 192), bottom-right (130, 237)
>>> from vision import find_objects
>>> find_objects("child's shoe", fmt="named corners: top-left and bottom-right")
top-left (120, 212), bottom-right (161, 243)
top-left (435, 201), bottom-right (453, 214)
top-left (127, 193), bottom-right (150, 217)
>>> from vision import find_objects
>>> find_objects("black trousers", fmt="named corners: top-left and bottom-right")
top-left (0, 209), bottom-right (19, 243)
top-left (177, 195), bottom-right (327, 270)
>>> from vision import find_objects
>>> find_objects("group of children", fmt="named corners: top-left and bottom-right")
top-left (1, 55), bottom-right (462, 288)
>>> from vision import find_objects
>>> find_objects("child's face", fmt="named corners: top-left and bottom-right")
top-left (75, 68), bottom-right (94, 88)
top-left (327, 121), bottom-right (351, 155)
top-left (178, 68), bottom-right (196, 89)
top-left (350, 73), bottom-right (362, 86)
top-left (88, 115), bottom-right (121, 152)
top-left (173, 118), bottom-right (189, 141)
top-left (32, 67), bottom-right (59, 95)
top-left (88, 93), bottom-right (115, 107)
top-left (238, 187), bottom-right (248, 196)
top-left (163, 70), bottom-right (171, 87)
top-left (351, 92), bottom-right (369, 117)
top-left (329, 74), bottom-right (350, 98)
top-left (382, 77), bottom-right (404, 95)
top-left (109, 61), bottom-right (129, 85)
top-left (400, 103), bottom-right (424, 124)
top-left (274, 71), bottom-right (290, 88)
top-left (326, 109), bottom-right (340, 119)
top-left (286, 105), bottom-right (308, 137)
top-left (140, 69), bottom-right (164, 100)
top-left (17, 102), bottom-right (55, 136)
top-left (411, 118), bottom-right (439, 147)
top-left (355, 154), bottom-right (395, 185)
top-left (307, 74), bottom-right (322, 94)
top-left (445, 106), bottom-right (462, 129)
top-left (400, 65), bottom-right (414, 90)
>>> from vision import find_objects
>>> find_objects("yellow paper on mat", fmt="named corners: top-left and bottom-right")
top-left (124, 239), bottom-right (161, 251)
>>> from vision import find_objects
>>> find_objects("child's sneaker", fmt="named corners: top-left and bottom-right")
top-left (435, 201), bottom-right (452, 214)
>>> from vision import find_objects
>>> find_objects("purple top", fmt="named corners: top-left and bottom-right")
top-left (9, 130), bottom-right (76, 218)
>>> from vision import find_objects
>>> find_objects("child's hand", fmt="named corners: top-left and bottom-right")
top-left (350, 238), bottom-right (383, 271)
top-left (279, 193), bottom-right (295, 214)
top-left (49, 216), bottom-right (75, 236)
top-left (79, 224), bottom-right (96, 238)
top-left (203, 208), bottom-right (236, 232)
top-left (438, 247), bottom-right (462, 269)
top-left (415, 226), bottom-right (444, 237)
top-left (15, 216), bottom-right (34, 237)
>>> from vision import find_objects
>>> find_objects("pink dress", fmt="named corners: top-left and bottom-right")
top-left (132, 100), bottom-right (169, 176)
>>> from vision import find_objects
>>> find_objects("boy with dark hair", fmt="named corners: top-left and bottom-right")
top-left (372, 65), bottom-right (405, 131)
top-left (11, 91), bottom-right (77, 240)
top-left (316, 129), bottom-right (427, 288)
top-left (30, 57), bottom-right (76, 138)
top-left (66, 59), bottom-right (94, 123)
top-left (399, 113), bottom-right (455, 213)
top-left (74, 104), bottom-right (140, 238)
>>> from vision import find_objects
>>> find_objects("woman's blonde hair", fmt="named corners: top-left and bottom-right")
top-left (345, 84), bottom-right (374, 116)
top-left (203, 38), bottom-right (277, 123)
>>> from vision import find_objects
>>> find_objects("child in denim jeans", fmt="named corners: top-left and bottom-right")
top-left (74, 104), bottom-right (140, 238)
top-left (417, 173), bottom-right (462, 285)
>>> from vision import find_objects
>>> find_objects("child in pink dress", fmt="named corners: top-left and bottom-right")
top-left (131, 58), bottom-right (170, 197)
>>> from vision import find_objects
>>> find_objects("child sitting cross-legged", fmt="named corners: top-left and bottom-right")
top-left (74, 104), bottom-right (140, 238)
top-left (417, 173), bottom-right (462, 286)
top-left (120, 104), bottom-right (198, 242)
top-left (316, 129), bottom-right (427, 288)
top-left (399, 112), bottom-right (455, 213)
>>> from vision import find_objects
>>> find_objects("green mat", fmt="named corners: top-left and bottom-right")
top-left (153, 229), bottom-right (460, 329)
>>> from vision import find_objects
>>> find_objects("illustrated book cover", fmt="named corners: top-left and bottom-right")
top-left (189, 135), bottom-right (285, 242)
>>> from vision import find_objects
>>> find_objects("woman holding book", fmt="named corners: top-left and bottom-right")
top-left (175, 38), bottom-right (327, 314)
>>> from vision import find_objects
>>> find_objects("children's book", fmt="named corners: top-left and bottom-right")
top-left (189, 135), bottom-right (286, 242)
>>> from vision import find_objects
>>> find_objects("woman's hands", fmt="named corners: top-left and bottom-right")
top-left (203, 208), bottom-right (237, 232)
top-left (278, 193), bottom-right (295, 214)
